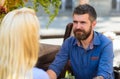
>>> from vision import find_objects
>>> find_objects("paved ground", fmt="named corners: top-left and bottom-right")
top-left (39, 16), bottom-right (120, 36)
top-left (39, 9), bottom-right (120, 45)
top-left (40, 16), bottom-right (120, 38)
top-left (40, 15), bottom-right (120, 45)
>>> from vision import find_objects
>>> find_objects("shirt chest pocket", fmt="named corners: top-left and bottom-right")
top-left (90, 56), bottom-right (99, 68)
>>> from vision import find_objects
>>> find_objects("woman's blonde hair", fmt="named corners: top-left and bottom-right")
top-left (0, 7), bottom-right (40, 79)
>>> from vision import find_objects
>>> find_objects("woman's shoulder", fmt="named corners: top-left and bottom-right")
top-left (32, 67), bottom-right (50, 79)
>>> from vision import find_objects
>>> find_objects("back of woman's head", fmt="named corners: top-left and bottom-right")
top-left (0, 7), bottom-right (40, 79)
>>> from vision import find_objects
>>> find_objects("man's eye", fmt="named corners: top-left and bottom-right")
top-left (73, 21), bottom-right (78, 24)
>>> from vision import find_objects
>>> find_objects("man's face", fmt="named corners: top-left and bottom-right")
top-left (73, 14), bottom-right (94, 41)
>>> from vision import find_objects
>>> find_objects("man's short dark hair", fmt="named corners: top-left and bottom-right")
top-left (73, 4), bottom-right (97, 22)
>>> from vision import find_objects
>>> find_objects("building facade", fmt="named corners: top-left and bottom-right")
top-left (89, 0), bottom-right (120, 16)
top-left (61, 0), bottom-right (120, 16)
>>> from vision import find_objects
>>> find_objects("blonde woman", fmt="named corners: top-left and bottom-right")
top-left (0, 7), bottom-right (49, 79)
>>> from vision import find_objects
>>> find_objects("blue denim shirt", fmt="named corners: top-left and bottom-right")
top-left (49, 31), bottom-right (114, 79)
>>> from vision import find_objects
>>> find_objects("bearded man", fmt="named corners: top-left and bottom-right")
top-left (47, 4), bottom-right (114, 79)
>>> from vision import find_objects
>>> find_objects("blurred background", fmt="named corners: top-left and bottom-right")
top-left (37, 0), bottom-right (120, 45)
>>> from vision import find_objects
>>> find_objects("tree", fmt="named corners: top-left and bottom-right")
top-left (0, 0), bottom-right (61, 27)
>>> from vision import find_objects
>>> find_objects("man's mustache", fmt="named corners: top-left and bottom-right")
top-left (74, 29), bottom-right (84, 32)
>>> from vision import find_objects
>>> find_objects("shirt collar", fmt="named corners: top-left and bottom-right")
top-left (93, 31), bottom-right (101, 45)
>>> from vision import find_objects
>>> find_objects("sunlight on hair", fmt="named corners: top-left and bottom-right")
top-left (0, 7), bottom-right (40, 79)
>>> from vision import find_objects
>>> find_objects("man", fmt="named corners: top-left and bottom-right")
top-left (47, 4), bottom-right (114, 79)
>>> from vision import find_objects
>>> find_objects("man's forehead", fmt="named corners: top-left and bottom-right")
top-left (73, 14), bottom-right (90, 21)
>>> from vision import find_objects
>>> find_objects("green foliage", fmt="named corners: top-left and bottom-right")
top-left (64, 70), bottom-right (75, 79)
top-left (32, 0), bottom-right (61, 28)
top-left (0, 0), bottom-right (61, 27)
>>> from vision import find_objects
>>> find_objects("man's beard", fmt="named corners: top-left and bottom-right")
top-left (73, 25), bottom-right (92, 41)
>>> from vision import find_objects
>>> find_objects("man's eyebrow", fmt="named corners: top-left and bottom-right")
top-left (73, 20), bottom-right (86, 23)
top-left (73, 20), bottom-right (77, 22)
top-left (80, 21), bottom-right (86, 23)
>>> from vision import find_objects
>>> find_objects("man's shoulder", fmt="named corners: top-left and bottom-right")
top-left (63, 36), bottom-right (77, 46)
top-left (65, 36), bottom-right (76, 42)
top-left (95, 32), bottom-right (112, 44)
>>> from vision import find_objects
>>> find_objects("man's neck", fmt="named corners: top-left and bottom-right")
top-left (80, 31), bottom-right (94, 49)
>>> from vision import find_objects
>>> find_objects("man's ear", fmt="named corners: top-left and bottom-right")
top-left (92, 20), bottom-right (97, 28)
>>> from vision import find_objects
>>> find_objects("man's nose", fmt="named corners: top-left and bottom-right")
top-left (76, 23), bottom-right (83, 29)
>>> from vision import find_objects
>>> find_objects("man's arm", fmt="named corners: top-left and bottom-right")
top-left (47, 69), bottom-right (57, 79)
top-left (93, 76), bottom-right (104, 79)
top-left (97, 41), bottom-right (114, 78)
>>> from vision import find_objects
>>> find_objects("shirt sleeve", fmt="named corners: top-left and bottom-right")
top-left (48, 39), bottom-right (70, 76)
top-left (32, 67), bottom-right (50, 79)
top-left (97, 41), bottom-right (114, 78)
